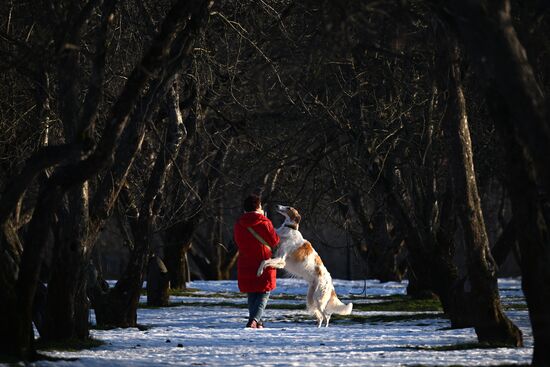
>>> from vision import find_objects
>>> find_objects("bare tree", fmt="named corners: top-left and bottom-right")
top-left (444, 0), bottom-right (550, 363)
top-left (93, 82), bottom-right (187, 326)
top-left (442, 41), bottom-right (522, 346)
top-left (0, 0), bottom-right (210, 359)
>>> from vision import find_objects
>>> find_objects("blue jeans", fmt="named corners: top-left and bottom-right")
top-left (247, 292), bottom-right (270, 323)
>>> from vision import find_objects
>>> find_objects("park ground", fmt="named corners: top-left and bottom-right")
top-left (32, 278), bottom-right (531, 367)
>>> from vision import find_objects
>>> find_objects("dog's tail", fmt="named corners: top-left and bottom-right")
top-left (326, 291), bottom-right (353, 315)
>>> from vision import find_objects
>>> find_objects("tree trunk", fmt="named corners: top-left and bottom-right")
top-left (368, 213), bottom-right (405, 282)
top-left (164, 218), bottom-right (197, 289)
top-left (488, 88), bottom-right (550, 364)
top-left (35, 0), bottom-right (106, 338)
top-left (41, 184), bottom-right (91, 341)
top-left (94, 84), bottom-right (187, 327)
top-left (491, 217), bottom-right (517, 269)
top-left (347, 192), bottom-right (405, 282)
top-left (383, 165), bottom-right (478, 328)
top-left (442, 43), bottom-right (522, 346)
top-left (446, 0), bottom-right (549, 359)
top-left (163, 242), bottom-right (190, 290)
top-left (0, 222), bottom-right (31, 360)
top-left (147, 255), bottom-right (170, 307)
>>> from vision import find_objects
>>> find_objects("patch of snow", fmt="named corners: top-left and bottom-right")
top-left (31, 278), bottom-right (532, 366)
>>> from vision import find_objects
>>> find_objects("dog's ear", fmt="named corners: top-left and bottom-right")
top-left (289, 208), bottom-right (301, 224)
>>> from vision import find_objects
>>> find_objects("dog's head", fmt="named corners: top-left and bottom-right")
top-left (276, 205), bottom-right (301, 227)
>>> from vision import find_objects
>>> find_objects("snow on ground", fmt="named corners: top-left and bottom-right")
top-left (31, 278), bottom-right (532, 367)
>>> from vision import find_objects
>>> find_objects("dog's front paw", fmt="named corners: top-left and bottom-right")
top-left (257, 261), bottom-right (265, 277)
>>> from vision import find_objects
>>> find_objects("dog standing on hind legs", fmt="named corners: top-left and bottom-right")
top-left (257, 205), bottom-right (353, 327)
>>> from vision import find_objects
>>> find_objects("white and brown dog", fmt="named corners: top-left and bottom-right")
top-left (257, 205), bottom-right (353, 327)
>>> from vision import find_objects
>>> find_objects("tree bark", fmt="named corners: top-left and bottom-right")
top-left (164, 218), bottom-right (197, 289)
top-left (94, 84), bottom-right (187, 327)
top-left (147, 255), bottom-right (170, 307)
top-left (488, 88), bottom-right (550, 364)
top-left (491, 217), bottom-right (517, 269)
top-left (41, 184), bottom-right (91, 341)
top-left (382, 162), bottom-right (478, 329)
top-left (0, 221), bottom-right (27, 359)
top-left (442, 43), bottom-right (522, 346)
top-left (446, 0), bottom-right (549, 360)
top-left (37, 0), bottom-right (112, 337)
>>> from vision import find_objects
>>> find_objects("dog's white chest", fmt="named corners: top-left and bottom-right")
top-left (275, 227), bottom-right (305, 255)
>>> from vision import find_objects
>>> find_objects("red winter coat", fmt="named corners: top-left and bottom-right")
top-left (234, 212), bottom-right (280, 293)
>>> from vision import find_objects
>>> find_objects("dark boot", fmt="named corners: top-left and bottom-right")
top-left (246, 320), bottom-right (258, 328)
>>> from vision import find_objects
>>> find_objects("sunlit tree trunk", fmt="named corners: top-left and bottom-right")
top-left (447, 0), bottom-right (550, 360)
top-left (442, 43), bottom-right (522, 346)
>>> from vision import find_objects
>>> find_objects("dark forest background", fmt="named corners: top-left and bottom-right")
top-left (1, 0), bottom-right (549, 365)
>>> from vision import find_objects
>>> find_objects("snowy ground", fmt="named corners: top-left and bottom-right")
top-left (31, 278), bottom-right (532, 366)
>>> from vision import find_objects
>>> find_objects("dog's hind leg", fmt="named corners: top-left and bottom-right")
top-left (324, 313), bottom-right (331, 327)
top-left (306, 284), bottom-right (315, 310)
top-left (314, 311), bottom-right (323, 328)
top-left (306, 283), bottom-right (324, 327)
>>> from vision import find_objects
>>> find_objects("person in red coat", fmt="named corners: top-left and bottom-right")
top-left (234, 194), bottom-right (280, 328)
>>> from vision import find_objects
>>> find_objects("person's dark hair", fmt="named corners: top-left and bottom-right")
top-left (243, 194), bottom-right (261, 212)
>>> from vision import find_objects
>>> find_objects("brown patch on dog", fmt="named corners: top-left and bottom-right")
top-left (315, 266), bottom-right (323, 277)
top-left (314, 254), bottom-right (323, 266)
top-left (291, 241), bottom-right (313, 262)
top-left (287, 207), bottom-right (301, 224)
top-left (331, 289), bottom-right (337, 299)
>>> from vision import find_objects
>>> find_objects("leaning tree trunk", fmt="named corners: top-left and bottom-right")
top-left (94, 84), bottom-right (187, 327)
top-left (442, 43), bottom-right (522, 346)
top-left (447, 0), bottom-right (549, 360)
